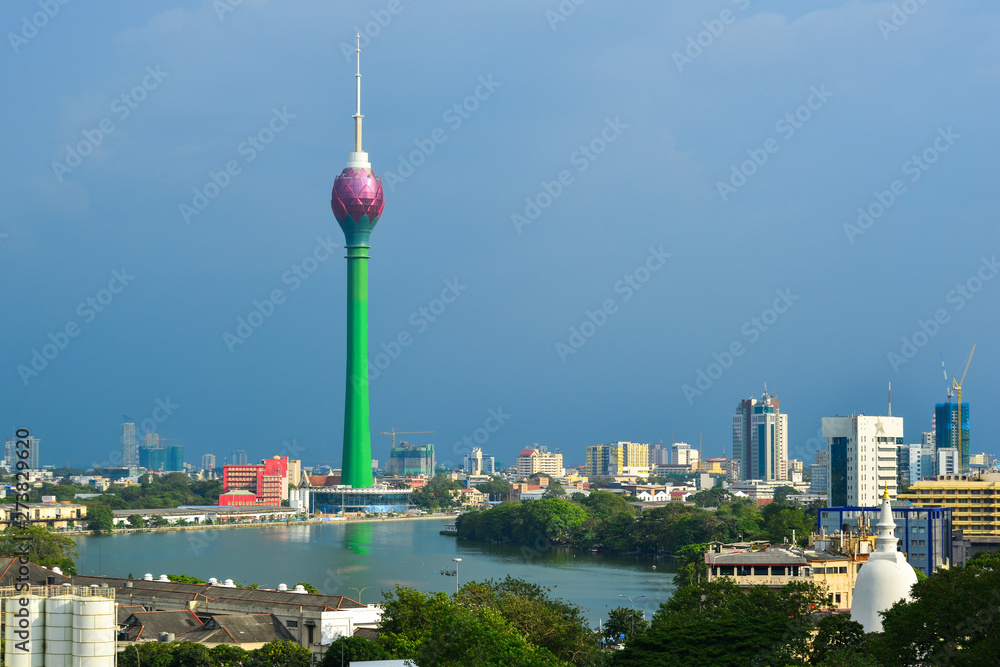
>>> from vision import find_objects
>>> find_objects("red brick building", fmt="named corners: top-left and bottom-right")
top-left (219, 456), bottom-right (289, 506)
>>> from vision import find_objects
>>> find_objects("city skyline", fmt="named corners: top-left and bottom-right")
top-left (2, 2), bottom-right (999, 471)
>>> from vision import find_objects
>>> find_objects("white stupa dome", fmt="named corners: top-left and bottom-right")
top-left (850, 487), bottom-right (918, 632)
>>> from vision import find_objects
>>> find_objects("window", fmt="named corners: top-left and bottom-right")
top-left (287, 620), bottom-right (298, 628)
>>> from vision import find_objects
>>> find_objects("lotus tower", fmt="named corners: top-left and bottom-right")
top-left (330, 36), bottom-right (384, 488)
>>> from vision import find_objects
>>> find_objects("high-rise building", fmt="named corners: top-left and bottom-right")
top-left (934, 401), bottom-right (970, 473)
top-left (733, 388), bottom-right (787, 482)
top-left (810, 450), bottom-right (829, 495)
top-left (670, 442), bottom-right (698, 467)
top-left (331, 37), bottom-right (386, 490)
top-left (823, 415), bottom-right (903, 507)
top-left (896, 442), bottom-right (935, 488)
top-left (287, 459), bottom-right (302, 488)
top-left (517, 446), bottom-right (564, 478)
top-left (144, 433), bottom-right (160, 449)
top-left (386, 443), bottom-right (435, 477)
top-left (202, 453), bottom-right (216, 471)
top-left (231, 449), bottom-right (248, 465)
top-left (5, 434), bottom-right (40, 470)
top-left (463, 448), bottom-right (495, 476)
top-left (122, 420), bottom-right (138, 467)
top-left (936, 448), bottom-right (960, 476)
top-left (165, 445), bottom-right (184, 472)
top-left (650, 443), bottom-right (670, 465)
top-left (139, 445), bottom-right (166, 471)
top-left (585, 442), bottom-right (649, 477)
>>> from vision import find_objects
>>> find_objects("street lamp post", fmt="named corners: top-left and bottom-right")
top-left (349, 586), bottom-right (370, 605)
top-left (618, 594), bottom-right (646, 638)
top-left (452, 558), bottom-right (462, 594)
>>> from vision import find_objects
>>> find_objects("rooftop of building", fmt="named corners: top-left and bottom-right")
top-left (70, 574), bottom-right (366, 612)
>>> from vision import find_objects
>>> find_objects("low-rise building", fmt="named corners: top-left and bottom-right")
top-left (0, 502), bottom-right (87, 529)
top-left (817, 504), bottom-right (953, 575)
top-left (72, 573), bottom-right (380, 661)
top-left (704, 542), bottom-right (868, 610)
top-left (899, 472), bottom-right (1000, 536)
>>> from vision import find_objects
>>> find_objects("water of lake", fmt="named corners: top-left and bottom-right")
top-left (71, 518), bottom-right (676, 625)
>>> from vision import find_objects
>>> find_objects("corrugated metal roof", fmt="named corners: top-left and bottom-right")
top-left (183, 614), bottom-right (295, 644)
top-left (125, 610), bottom-right (203, 641)
top-left (69, 575), bottom-right (365, 610)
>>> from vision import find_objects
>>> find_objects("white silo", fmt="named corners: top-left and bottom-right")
top-left (3, 595), bottom-right (45, 667)
top-left (44, 594), bottom-right (77, 667)
top-left (71, 597), bottom-right (116, 667)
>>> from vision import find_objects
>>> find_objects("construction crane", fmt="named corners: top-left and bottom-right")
top-left (379, 429), bottom-right (434, 449)
top-left (951, 345), bottom-right (976, 464)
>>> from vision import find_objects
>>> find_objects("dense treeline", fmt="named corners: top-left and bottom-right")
top-left (455, 490), bottom-right (819, 555)
top-left (328, 576), bottom-right (609, 667)
top-left (116, 639), bottom-right (310, 666)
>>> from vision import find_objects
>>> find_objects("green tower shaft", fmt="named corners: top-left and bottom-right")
top-left (341, 243), bottom-right (374, 488)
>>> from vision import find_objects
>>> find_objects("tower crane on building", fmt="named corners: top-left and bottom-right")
top-left (951, 344), bottom-right (975, 462)
top-left (379, 429), bottom-right (434, 449)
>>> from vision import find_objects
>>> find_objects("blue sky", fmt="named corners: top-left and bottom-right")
top-left (2, 0), bottom-right (998, 471)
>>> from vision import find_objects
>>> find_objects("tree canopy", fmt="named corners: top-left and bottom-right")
top-left (0, 525), bottom-right (79, 574)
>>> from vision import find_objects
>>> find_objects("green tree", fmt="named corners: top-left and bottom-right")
top-left (87, 505), bottom-right (115, 533)
top-left (688, 487), bottom-right (733, 508)
top-left (247, 639), bottom-right (311, 666)
top-left (0, 525), bottom-right (78, 574)
top-left (772, 485), bottom-right (799, 503)
top-left (166, 573), bottom-right (207, 584)
top-left (127, 514), bottom-right (146, 529)
top-left (476, 477), bottom-right (511, 501)
top-left (379, 586), bottom-right (568, 667)
top-left (612, 579), bottom-right (825, 667)
top-left (208, 644), bottom-right (250, 666)
top-left (542, 481), bottom-right (567, 499)
top-left (457, 576), bottom-right (599, 665)
top-left (603, 606), bottom-right (648, 644)
top-left (320, 636), bottom-right (395, 665)
top-left (150, 515), bottom-right (169, 527)
top-left (671, 542), bottom-right (708, 587)
top-left (809, 614), bottom-right (866, 665)
top-left (294, 582), bottom-right (320, 594)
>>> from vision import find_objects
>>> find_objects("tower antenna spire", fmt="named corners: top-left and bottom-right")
top-left (354, 33), bottom-right (363, 153)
